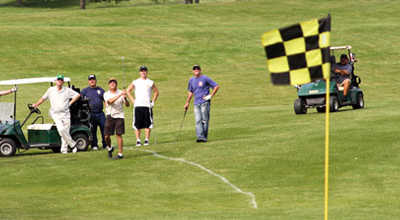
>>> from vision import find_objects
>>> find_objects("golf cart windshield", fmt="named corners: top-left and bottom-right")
top-left (0, 102), bottom-right (14, 123)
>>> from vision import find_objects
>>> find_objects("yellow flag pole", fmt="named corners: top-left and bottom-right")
top-left (324, 77), bottom-right (330, 220)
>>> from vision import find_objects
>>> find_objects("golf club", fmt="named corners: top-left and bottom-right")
top-left (176, 108), bottom-right (188, 142)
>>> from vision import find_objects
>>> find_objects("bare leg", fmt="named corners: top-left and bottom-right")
top-left (105, 135), bottom-right (111, 148)
top-left (145, 128), bottom-right (151, 140)
top-left (135, 129), bottom-right (141, 140)
top-left (343, 79), bottom-right (351, 96)
top-left (116, 135), bottom-right (123, 154)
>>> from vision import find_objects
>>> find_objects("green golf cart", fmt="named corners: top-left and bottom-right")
top-left (0, 77), bottom-right (91, 157)
top-left (294, 45), bottom-right (365, 114)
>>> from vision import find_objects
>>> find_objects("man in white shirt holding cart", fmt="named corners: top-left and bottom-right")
top-left (32, 74), bottom-right (81, 154)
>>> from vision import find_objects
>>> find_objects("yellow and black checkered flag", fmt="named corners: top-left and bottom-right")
top-left (262, 15), bottom-right (331, 85)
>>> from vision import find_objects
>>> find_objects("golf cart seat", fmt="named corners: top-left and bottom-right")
top-left (27, 124), bottom-right (54, 130)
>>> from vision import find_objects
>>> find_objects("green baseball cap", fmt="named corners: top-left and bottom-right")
top-left (56, 74), bottom-right (64, 81)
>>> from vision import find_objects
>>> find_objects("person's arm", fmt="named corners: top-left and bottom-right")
top-left (0, 87), bottom-right (16, 96)
top-left (32, 98), bottom-right (45, 108)
top-left (126, 83), bottom-right (135, 104)
top-left (184, 91), bottom-right (193, 110)
top-left (203, 77), bottom-right (220, 100)
top-left (122, 89), bottom-right (130, 107)
top-left (151, 83), bottom-right (159, 104)
top-left (69, 94), bottom-right (81, 106)
top-left (107, 92), bottom-right (124, 105)
top-left (33, 89), bottom-right (49, 108)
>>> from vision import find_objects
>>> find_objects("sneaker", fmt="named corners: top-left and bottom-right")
top-left (61, 151), bottom-right (68, 154)
top-left (92, 146), bottom-right (99, 151)
top-left (72, 147), bottom-right (78, 154)
top-left (113, 154), bottom-right (124, 160)
top-left (136, 140), bottom-right (142, 147)
top-left (144, 140), bottom-right (149, 146)
top-left (196, 139), bottom-right (207, 143)
top-left (107, 147), bottom-right (114, 158)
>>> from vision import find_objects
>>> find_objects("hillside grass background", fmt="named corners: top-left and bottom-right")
top-left (0, 0), bottom-right (399, 219)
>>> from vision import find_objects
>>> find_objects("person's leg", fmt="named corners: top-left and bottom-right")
top-left (116, 135), bottom-right (123, 154)
top-left (200, 101), bottom-right (210, 140)
top-left (90, 113), bottom-right (99, 148)
top-left (98, 113), bottom-right (107, 149)
top-left (54, 116), bottom-right (76, 151)
top-left (343, 79), bottom-right (351, 96)
top-left (194, 104), bottom-right (205, 141)
top-left (145, 128), bottom-right (151, 140)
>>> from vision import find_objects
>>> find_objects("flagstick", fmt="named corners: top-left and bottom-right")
top-left (324, 78), bottom-right (330, 220)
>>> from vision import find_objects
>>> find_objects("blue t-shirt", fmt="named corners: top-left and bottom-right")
top-left (81, 87), bottom-right (105, 113)
top-left (187, 75), bottom-right (218, 105)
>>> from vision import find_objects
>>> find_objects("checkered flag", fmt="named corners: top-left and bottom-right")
top-left (262, 15), bottom-right (331, 85)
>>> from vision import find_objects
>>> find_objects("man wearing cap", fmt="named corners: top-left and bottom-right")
top-left (81, 74), bottom-right (106, 151)
top-left (127, 65), bottom-right (159, 146)
top-left (184, 65), bottom-right (220, 142)
top-left (335, 54), bottom-right (353, 98)
top-left (32, 74), bottom-right (81, 154)
top-left (104, 78), bottom-right (130, 159)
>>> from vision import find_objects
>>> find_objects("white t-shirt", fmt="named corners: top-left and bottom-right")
top-left (42, 86), bottom-right (79, 117)
top-left (104, 90), bottom-right (125, 118)
top-left (132, 78), bottom-right (154, 107)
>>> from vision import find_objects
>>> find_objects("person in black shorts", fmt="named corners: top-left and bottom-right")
top-left (104, 78), bottom-right (130, 159)
top-left (127, 66), bottom-right (159, 146)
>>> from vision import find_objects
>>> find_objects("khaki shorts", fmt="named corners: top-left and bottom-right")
top-left (105, 115), bottom-right (125, 136)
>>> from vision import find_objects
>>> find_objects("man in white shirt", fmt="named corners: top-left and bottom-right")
top-left (104, 78), bottom-right (130, 159)
top-left (32, 74), bottom-right (81, 154)
top-left (127, 66), bottom-right (159, 147)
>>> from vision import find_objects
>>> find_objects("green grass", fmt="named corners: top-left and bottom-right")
top-left (0, 0), bottom-right (399, 219)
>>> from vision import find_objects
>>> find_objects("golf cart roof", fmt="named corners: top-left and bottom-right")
top-left (330, 45), bottom-right (352, 50)
top-left (0, 77), bottom-right (71, 86)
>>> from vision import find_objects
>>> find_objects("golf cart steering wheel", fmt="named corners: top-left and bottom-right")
top-left (28, 104), bottom-right (41, 114)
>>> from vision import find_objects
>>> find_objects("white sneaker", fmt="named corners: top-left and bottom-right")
top-left (92, 146), bottom-right (99, 151)
top-left (136, 140), bottom-right (142, 147)
top-left (61, 151), bottom-right (68, 154)
top-left (72, 147), bottom-right (78, 154)
top-left (144, 140), bottom-right (149, 146)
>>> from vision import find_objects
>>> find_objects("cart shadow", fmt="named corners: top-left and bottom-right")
top-left (15, 151), bottom-right (54, 157)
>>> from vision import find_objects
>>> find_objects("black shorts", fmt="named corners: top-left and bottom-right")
top-left (133, 107), bottom-right (153, 130)
top-left (105, 115), bottom-right (125, 136)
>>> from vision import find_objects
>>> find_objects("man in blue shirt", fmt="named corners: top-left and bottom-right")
top-left (81, 74), bottom-right (106, 150)
top-left (335, 54), bottom-right (353, 98)
top-left (184, 65), bottom-right (220, 142)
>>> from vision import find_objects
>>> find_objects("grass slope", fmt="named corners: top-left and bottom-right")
top-left (0, 0), bottom-right (399, 219)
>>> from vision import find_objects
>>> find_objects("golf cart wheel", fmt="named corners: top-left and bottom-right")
top-left (316, 107), bottom-right (326, 113)
top-left (72, 133), bottom-right (89, 151)
top-left (352, 93), bottom-right (365, 109)
top-left (330, 96), bottom-right (339, 112)
top-left (294, 98), bottom-right (307, 114)
top-left (0, 138), bottom-right (17, 157)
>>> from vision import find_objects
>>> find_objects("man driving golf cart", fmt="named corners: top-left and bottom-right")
top-left (334, 54), bottom-right (352, 99)
top-left (0, 87), bottom-right (17, 96)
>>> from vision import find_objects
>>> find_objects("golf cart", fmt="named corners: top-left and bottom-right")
top-left (294, 45), bottom-right (364, 114)
top-left (0, 77), bottom-right (91, 157)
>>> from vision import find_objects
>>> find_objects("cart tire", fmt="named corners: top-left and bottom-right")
top-left (72, 133), bottom-right (89, 151)
top-left (330, 96), bottom-right (339, 112)
top-left (352, 93), bottom-right (364, 109)
top-left (52, 147), bottom-right (61, 153)
top-left (294, 98), bottom-right (307, 114)
top-left (316, 107), bottom-right (326, 113)
top-left (0, 138), bottom-right (17, 157)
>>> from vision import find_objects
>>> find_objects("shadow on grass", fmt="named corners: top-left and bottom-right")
top-left (15, 150), bottom-right (54, 157)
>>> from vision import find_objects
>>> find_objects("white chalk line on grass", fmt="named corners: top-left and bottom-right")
top-left (137, 149), bottom-right (258, 209)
